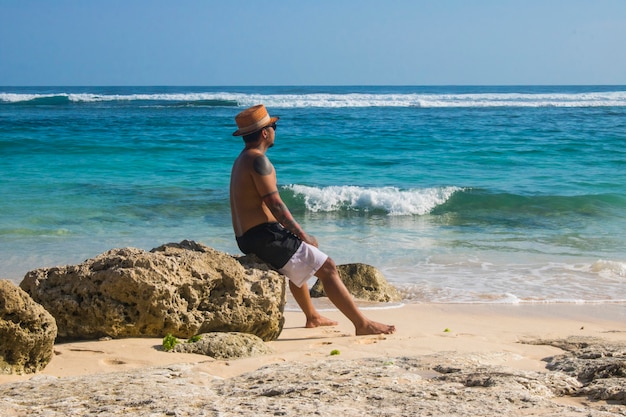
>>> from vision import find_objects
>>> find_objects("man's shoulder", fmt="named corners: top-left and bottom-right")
top-left (234, 150), bottom-right (253, 167)
top-left (252, 154), bottom-right (273, 176)
top-left (238, 148), bottom-right (266, 161)
top-left (240, 150), bottom-right (273, 166)
top-left (234, 151), bottom-right (273, 177)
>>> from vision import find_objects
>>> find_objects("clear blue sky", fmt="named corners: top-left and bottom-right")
top-left (1, 0), bottom-right (625, 86)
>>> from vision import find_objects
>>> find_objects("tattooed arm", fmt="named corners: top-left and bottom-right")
top-left (263, 192), bottom-right (318, 247)
top-left (252, 154), bottom-right (318, 247)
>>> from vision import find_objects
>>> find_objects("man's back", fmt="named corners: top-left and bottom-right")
top-left (229, 149), bottom-right (277, 236)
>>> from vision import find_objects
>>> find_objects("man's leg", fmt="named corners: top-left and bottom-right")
top-left (315, 258), bottom-right (395, 335)
top-left (289, 280), bottom-right (338, 328)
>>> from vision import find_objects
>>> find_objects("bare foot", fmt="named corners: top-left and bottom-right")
top-left (305, 315), bottom-right (338, 328)
top-left (356, 321), bottom-right (396, 335)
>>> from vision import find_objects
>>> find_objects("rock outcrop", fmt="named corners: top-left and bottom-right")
top-left (524, 336), bottom-right (626, 404)
top-left (310, 263), bottom-right (401, 302)
top-left (19, 241), bottom-right (286, 342)
top-left (0, 280), bottom-right (57, 374)
top-left (2, 347), bottom-right (625, 416)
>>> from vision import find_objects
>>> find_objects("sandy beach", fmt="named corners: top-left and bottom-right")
top-left (2, 302), bottom-right (625, 415)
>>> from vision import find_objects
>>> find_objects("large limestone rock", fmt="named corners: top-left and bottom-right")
top-left (20, 241), bottom-right (286, 342)
top-left (310, 263), bottom-right (401, 302)
top-left (0, 280), bottom-right (57, 374)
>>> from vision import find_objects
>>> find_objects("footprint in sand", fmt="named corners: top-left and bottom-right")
top-left (69, 348), bottom-right (105, 353)
top-left (100, 357), bottom-right (153, 368)
top-left (354, 335), bottom-right (386, 345)
top-left (102, 358), bottom-right (127, 366)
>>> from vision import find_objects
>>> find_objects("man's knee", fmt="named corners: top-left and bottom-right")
top-left (315, 257), bottom-right (337, 280)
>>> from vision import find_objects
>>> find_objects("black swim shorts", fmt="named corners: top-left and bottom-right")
top-left (236, 222), bottom-right (302, 269)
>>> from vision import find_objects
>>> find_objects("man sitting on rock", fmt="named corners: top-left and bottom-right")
top-left (229, 104), bottom-right (395, 335)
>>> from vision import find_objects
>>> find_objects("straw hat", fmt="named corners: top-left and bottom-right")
top-left (232, 104), bottom-right (279, 136)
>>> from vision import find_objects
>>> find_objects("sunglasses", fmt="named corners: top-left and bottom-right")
top-left (265, 123), bottom-right (277, 131)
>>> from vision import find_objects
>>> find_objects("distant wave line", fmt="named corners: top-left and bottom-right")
top-left (2, 91), bottom-right (626, 108)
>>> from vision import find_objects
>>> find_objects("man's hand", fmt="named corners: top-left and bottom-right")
top-left (301, 232), bottom-right (319, 248)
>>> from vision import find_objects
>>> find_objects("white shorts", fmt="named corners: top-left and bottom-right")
top-left (278, 242), bottom-right (329, 287)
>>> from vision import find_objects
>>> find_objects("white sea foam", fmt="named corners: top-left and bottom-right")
top-left (377, 254), bottom-right (626, 304)
top-left (3, 91), bottom-right (626, 108)
top-left (286, 184), bottom-right (461, 215)
top-left (590, 259), bottom-right (626, 280)
top-left (0, 93), bottom-right (61, 102)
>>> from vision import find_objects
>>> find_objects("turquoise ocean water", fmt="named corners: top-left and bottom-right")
top-left (1, 86), bottom-right (625, 303)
